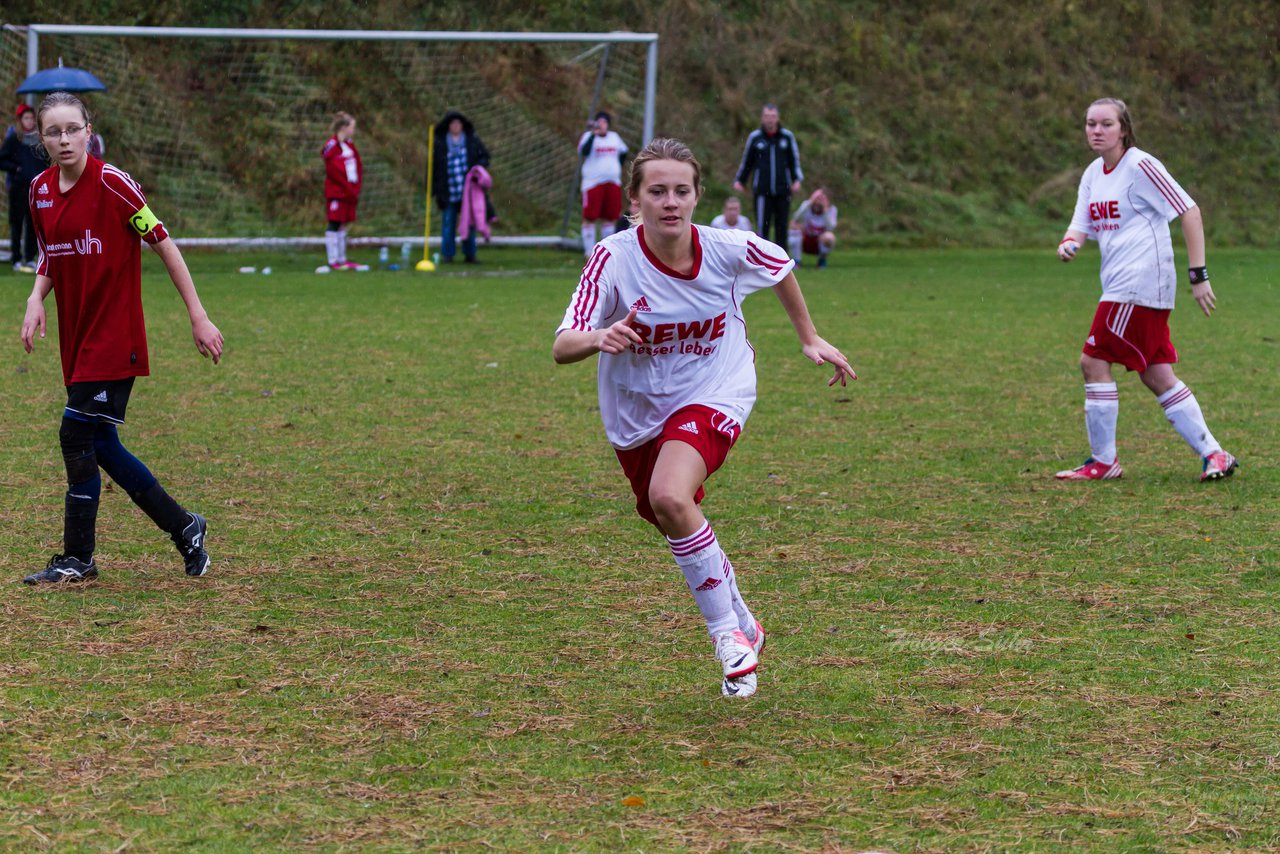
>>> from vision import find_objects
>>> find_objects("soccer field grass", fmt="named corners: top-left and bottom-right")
top-left (2, 246), bottom-right (1277, 851)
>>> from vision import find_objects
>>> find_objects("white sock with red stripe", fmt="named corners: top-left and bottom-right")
top-left (1084, 383), bottom-right (1119, 464)
top-left (667, 522), bottom-right (738, 638)
top-left (337, 229), bottom-right (348, 264)
top-left (1158, 382), bottom-right (1220, 457)
top-left (324, 231), bottom-right (340, 266)
top-left (788, 229), bottom-right (802, 258)
top-left (582, 223), bottom-right (597, 257)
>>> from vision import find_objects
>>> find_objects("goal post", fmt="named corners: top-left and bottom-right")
top-left (1, 24), bottom-right (658, 251)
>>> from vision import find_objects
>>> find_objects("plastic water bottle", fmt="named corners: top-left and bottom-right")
top-left (378, 245), bottom-right (390, 267)
top-left (401, 242), bottom-right (411, 264)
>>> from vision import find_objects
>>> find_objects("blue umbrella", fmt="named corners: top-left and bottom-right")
top-left (17, 62), bottom-right (107, 95)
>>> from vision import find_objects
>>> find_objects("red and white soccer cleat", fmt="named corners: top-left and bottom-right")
top-left (1055, 457), bottom-right (1123, 480)
top-left (722, 671), bottom-right (757, 698)
top-left (715, 629), bottom-right (759, 680)
top-left (1201, 450), bottom-right (1238, 482)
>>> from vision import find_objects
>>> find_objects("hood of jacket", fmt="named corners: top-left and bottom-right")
top-left (435, 111), bottom-right (475, 137)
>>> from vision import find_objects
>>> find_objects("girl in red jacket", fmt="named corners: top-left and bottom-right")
top-left (322, 112), bottom-right (363, 271)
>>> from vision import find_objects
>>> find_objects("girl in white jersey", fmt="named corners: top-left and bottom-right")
top-left (1056, 98), bottom-right (1236, 483)
top-left (554, 138), bottom-right (855, 698)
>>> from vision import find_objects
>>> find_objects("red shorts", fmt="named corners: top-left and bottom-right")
top-left (327, 197), bottom-right (358, 224)
top-left (802, 233), bottom-right (821, 255)
top-left (1082, 301), bottom-right (1178, 373)
top-left (615, 404), bottom-right (742, 527)
top-left (582, 183), bottom-right (623, 222)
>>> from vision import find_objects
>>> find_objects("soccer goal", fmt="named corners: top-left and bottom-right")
top-left (1, 24), bottom-right (658, 249)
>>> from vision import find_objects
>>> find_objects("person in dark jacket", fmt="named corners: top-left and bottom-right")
top-left (0, 104), bottom-right (45, 272)
top-left (432, 111), bottom-right (490, 263)
top-left (733, 103), bottom-right (803, 253)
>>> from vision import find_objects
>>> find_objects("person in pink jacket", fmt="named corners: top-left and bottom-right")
top-left (458, 164), bottom-right (492, 243)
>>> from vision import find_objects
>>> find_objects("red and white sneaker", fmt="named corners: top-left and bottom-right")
top-left (722, 671), bottom-right (757, 698)
top-left (1055, 457), bottom-right (1123, 480)
top-left (1201, 451), bottom-right (1238, 482)
top-left (715, 629), bottom-right (758, 679)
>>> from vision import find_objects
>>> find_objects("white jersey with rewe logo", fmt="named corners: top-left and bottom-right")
top-left (1068, 147), bottom-right (1195, 310)
top-left (578, 130), bottom-right (628, 192)
top-left (557, 224), bottom-right (795, 449)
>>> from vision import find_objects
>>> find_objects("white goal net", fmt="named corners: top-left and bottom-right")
top-left (0, 25), bottom-right (656, 248)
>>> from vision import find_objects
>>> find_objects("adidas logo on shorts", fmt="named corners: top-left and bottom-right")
top-left (1086, 335), bottom-right (1096, 346)
top-left (678, 421), bottom-right (699, 435)
top-left (93, 390), bottom-right (108, 402)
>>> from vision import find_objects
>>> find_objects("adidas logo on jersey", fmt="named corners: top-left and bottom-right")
top-left (93, 390), bottom-right (108, 402)
top-left (678, 421), bottom-right (699, 435)
top-left (630, 296), bottom-right (652, 312)
top-left (38, 183), bottom-right (49, 194)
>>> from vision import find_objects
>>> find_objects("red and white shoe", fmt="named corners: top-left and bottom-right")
top-left (722, 671), bottom-right (757, 698)
top-left (1201, 451), bottom-right (1238, 482)
top-left (1055, 457), bottom-right (1123, 480)
top-left (715, 629), bottom-right (758, 679)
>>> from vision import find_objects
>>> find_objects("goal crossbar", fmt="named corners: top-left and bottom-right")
top-left (21, 24), bottom-right (659, 144)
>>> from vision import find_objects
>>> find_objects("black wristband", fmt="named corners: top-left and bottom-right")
top-left (1188, 266), bottom-right (1209, 284)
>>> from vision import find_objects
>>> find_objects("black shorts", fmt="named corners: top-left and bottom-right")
top-left (65, 378), bottom-right (135, 424)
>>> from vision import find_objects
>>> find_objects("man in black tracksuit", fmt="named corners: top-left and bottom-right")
top-left (733, 103), bottom-right (803, 253)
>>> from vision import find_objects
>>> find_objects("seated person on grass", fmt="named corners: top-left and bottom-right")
top-left (788, 189), bottom-right (837, 268)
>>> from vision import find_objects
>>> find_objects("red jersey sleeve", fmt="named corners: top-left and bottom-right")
top-left (100, 163), bottom-right (170, 244)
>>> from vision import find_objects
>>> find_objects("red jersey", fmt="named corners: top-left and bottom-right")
top-left (322, 136), bottom-right (362, 201)
top-left (30, 156), bottom-right (169, 386)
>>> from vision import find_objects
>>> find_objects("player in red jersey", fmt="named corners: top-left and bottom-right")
top-left (1055, 98), bottom-right (1236, 483)
top-left (321, 111), bottom-right (363, 271)
top-left (19, 91), bottom-right (224, 584)
top-left (554, 138), bottom-right (855, 698)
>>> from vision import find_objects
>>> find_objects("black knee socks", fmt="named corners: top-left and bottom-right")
top-left (59, 418), bottom-right (100, 561)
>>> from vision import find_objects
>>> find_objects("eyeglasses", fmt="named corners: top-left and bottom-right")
top-left (40, 125), bottom-right (86, 141)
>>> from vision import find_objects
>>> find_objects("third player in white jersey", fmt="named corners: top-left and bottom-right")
top-left (1055, 97), bottom-right (1235, 484)
top-left (1068, 147), bottom-right (1193, 310)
